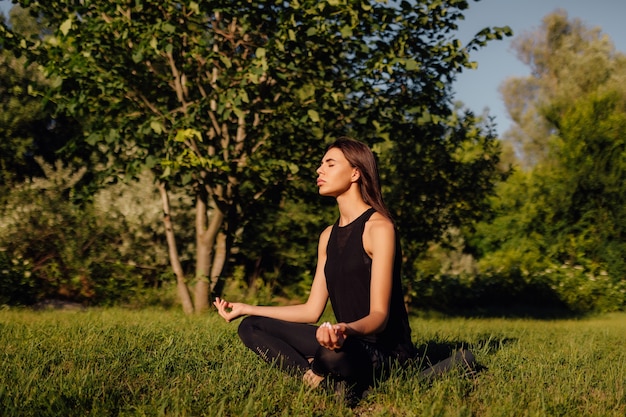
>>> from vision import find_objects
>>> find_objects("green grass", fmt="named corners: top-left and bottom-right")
top-left (1, 307), bottom-right (624, 416)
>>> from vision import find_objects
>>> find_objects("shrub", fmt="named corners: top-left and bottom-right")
top-left (0, 160), bottom-right (182, 306)
top-left (541, 262), bottom-right (626, 313)
top-left (0, 251), bottom-right (35, 305)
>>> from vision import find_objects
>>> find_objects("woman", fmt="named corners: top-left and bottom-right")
top-left (214, 137), bottom-right (415, 406)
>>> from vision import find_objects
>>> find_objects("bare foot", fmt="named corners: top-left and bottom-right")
top-left (303, 369), bottom-right (324, 389)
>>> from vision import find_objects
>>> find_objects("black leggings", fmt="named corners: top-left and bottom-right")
top-left (237, 316), bottom-right (380, 390)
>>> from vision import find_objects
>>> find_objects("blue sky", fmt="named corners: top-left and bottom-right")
top-left (454, 0), bottom-right (626, 135)
top-left (3, 0), bottom-right (625, 136)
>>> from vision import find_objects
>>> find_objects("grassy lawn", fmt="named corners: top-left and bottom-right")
top-left (1, 307), bottom-right (624, 416)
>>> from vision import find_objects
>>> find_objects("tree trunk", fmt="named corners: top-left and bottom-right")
top-left (209, 231), bottom-right (227, 295)
top-left (194, 193), bottom-right (225, 313)
top-left (158, 181), bottom-right (194, 315)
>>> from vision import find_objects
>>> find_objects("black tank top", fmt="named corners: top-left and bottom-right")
top-left (325, 208), bottom-right (415, 359)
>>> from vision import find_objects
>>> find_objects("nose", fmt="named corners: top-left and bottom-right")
top-left (316, 164), bottom-right (323, 175)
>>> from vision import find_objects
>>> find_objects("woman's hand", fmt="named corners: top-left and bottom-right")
top-left (213, 297), bottom-right (247, 322)
top-left (316, 322), bottom-right (348, 350)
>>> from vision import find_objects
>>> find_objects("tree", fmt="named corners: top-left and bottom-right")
top-left (477, 10), bottom-right (626, 311)
top-left (0, 5), bottom-right (83, 191)
top-left (0, 7), bottom-right (51, 185)
top-left (500, 9), bottom-right (622, 169)
top-left (2, 0), bottom-right (510, 313)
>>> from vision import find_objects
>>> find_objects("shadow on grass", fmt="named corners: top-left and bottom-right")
top-left (414, 303), bottom-right (583, 320)
top-left (411, 281), bottom-right (590, 320)
top-left (408, 333), bottom-right (518, 380)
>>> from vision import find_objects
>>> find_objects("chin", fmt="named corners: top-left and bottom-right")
top-left (319, 190), bottom-right (337, 198)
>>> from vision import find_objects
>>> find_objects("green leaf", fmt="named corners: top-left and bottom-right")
top-left (60, 18), bottom-right (72, 36)
top-left (181, 172), bottom-right (193, 185)
top-left (220, 55), bottom-right (232, 68)
top-left (150, 121), bottom-right (164, 134)
top-left (145, 155), bottom-right (158, 169)
top-left (404, 59), bottom-right (419, 71)
top-left (174, 129), bottom-right (202, 143)
top-left (288, 163), bottom-right (299, 174)
top-left (162, 23), bottom-right (175, 34)
top-left (105, 129), bottom-right (119, 144)
top-left (296, 84), bottom-right (315, 101)
top-left (188, 1), bottom-right (200, 14)
top-left (340, 25), bottom-right (353, 38)
top-left (233, 108), bottom-right (246, 120)
top-left (132, 51), bottom-right (143, 63)
top-left (86, 132), bottom-right (100, 146)
top-left (307, 109), bottom-right (320, 122)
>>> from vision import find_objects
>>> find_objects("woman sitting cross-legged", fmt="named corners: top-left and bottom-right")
top-left (214, 137), bottom-right (473, 407)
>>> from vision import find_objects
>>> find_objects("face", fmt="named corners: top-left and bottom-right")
top-left (316, 147), bottom-right (359, 197)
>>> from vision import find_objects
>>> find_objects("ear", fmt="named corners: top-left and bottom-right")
top-left (351, 168), bottom-right (360, 183)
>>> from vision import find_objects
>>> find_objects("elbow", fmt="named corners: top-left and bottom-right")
top-left (289, 310), bottom-right (321, 324)
top-left (301, 304), bottom-right (325, 324)
top-left (373, 311), bottom-right (389, 334)
top-left (351, 311), bottom-right (389, 336)
top-left (300, 313), bottom-right (322, 324)
top-left (311, 309), bottom-right (326, 324)
top-left (313, 311), bottom-right (324, 323)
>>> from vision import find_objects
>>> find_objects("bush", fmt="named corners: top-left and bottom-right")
top-left (541, 262), bottom-right (626, 313)
top-left (0, 161), bottom-right (179, 306)
top-left (409, 227), bottom-right (625, 314)
top-left (0, 251), bottom-right (36, 305)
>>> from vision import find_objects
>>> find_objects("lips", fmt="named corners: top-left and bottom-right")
top-left (316, 178), bottom-right (325, 186)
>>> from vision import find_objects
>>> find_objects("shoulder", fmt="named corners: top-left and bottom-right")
top-left (365, 212), bottom-right (395, 236)
top-left (318, 225), bottom-right (333, 248)
top-left (363, 212), bottom-right (395, 254)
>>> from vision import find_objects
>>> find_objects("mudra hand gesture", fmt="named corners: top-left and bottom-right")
top-left (213, 297), bottom-right (246, 322)
top-left (316, 322), bottom-right (349, 350)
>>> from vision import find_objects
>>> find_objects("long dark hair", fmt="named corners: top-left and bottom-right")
top-left (327, 137), bottom-right (393, 220)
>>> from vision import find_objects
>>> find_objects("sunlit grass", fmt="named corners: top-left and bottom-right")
top-left (1, 307), bottom-right (624, 416)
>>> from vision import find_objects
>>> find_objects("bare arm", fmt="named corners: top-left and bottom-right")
top-left (214, 226), bottom-right (332, 324)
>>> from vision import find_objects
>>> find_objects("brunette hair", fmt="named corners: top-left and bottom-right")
top-left (327, 137), bottom-right (393, 220)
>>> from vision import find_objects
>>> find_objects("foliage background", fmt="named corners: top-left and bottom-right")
top-left (1, 3), bottom-right (624, 314)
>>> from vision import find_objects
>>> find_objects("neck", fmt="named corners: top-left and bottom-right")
top-left (336, 185), bottom-right (371, 226)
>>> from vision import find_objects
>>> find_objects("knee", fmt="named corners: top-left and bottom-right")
top-left (312, 346), bottom-right (348, 375)
top-left (237, 316), bottom-right (257, 344)
top-left (237, 316), bottom-right (268, 347)
top-left (312, 339), bottom-right (372, 380)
